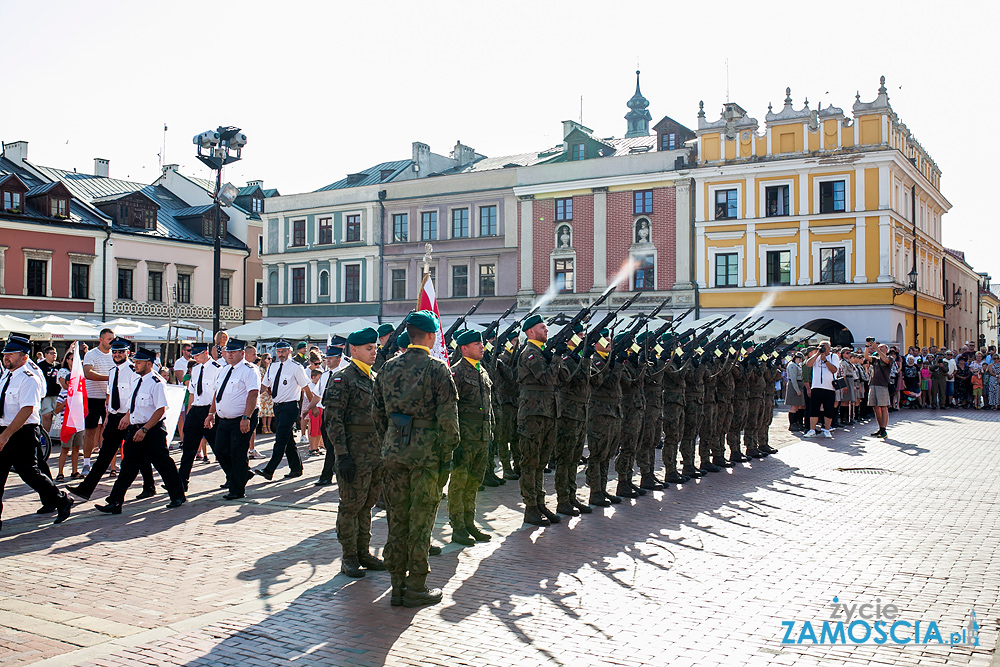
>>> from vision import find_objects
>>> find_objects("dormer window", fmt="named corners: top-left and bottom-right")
top-left (251, 196), bottom-right (263, 213)
top-left (661, 132), bottom-right (677, 150)
top-left (572, 143), bottom-right (585, 161)
top-left (2, 191), bottom-right (21, 213)
top-left (50, 197), bottom-right (68, 218)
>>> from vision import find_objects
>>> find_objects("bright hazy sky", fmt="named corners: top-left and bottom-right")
top-left (3, 1), bottom-right (997, 285)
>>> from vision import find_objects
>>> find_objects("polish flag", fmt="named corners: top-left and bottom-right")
top-left (417, 273), bottom-right (451, 368)
top-left (60, 341), bottom-right (88, 443)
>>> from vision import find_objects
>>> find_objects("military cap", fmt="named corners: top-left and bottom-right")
top-left (274, 339), bottom-right (291, 349)
top-left (572, 323), bottom-right (584, 334)
top-left (325, 345), bottom-right (344, 357)
top-left (347, 327), bottom-right (378, 346)
top-left (636, 331), bottom-right (649, 343)
top-left (110, 337), bottom-right (131, 351)
top-left (741, 341), bottom-right (754, 350)
top-left (397, 331), bottom-right (410, 348)
top-left (599, 328), bottom-right (610, 337)
top-left (506, 330), bottom-right (520, 342)
top-left (2, 333), bottom-right (31, 354)
top-left (225, 338), bottom-right (246, 351)
top-left (133, 347), bottom-right (157, 362)
top-left (613, 332), bottom-right (627, 344)
top-left (190, 342), bottom-right (209, 355)
top-left (406, 310), bottom-right (440, 333)
top-left (331, 335), bottom-right (347, 347)
top-left (455, 329), bottom-right (483, 346)
top-left (521, 314), bottom-right (544, 332)
top-left (296, 341), bottom-right (308, 350)
top-left (377, 323), bottom-right (394, 338)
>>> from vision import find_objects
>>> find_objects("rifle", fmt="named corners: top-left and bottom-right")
top-left (544, 287), bottom-right (617, 352)
top-left (482, 301), bottom-right (517, 347)
top-left (610, 297), bottom-right (670, 359)
top-left (382, 310), bottom-right (414, 357)
top-left (584, 295), bottom-right (636, 348)
top-left (444, 298), bottom-right (485, 348)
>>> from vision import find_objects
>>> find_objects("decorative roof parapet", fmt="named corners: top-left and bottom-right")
top-left (853, 75), bottom-right (892, 114)
top-left (764, 87), bottom-right (820, 130)
top-left (697, 101), bottom-right (758, 139)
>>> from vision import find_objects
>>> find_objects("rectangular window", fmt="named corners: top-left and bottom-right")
top-left (421, 211), bottom-right (437, 240)
top-left (345, 214), bottom-right (361, 242)
top-left (50, 198), bottom-right (67, 217)
top-left (252, 197), bottom-right (263, 214)
top-left (71, 264), bottom-right (89, 299)
top-left (291, 220), bottom-right (306, 247)
top-left (451, 208), bottom-right (469, 239)
top-left (555, 197), bottom-right (573, 221)
top-left (714, 189), bottom-right (738, 220)
top-left (765, 185), bottom-right (790, 217)
top-left (148, 270), bottom-right (163, 301)
top-left (452, 265), bottom-right (468, 297)
top-left (479, 205), bottom-right (497, 236)
top-left (478, 264), bottom-right (496, 296)
top-left (255, 281), bottom-right (264, 306)
top-left (819, 180), bottom-right (846, 213)
top-left (117, 267), bottom-right (133, 300)
top-left (176, 274), bottom-right (191, 303)
top-left (633, 190), bottom-right (653, 214)
top-left (393, 213), bottom-right (408, 243)
top-left (220, 277), bottom-right (230, 307)
top-left (819, 247), bottom-right (847, 283)
top-left (318, 217), bottom-right (333, 244)
top-left (257, 235), bottom-right (264, 256)
top-left (144, 209), bottom-right (156, 229)
top-left (715, 253), bottom-right (739, 287)
top-left (291, 267), bottom-right (306, 303)
top-left (554, 259), bottom-right (574, 293)
top-left (27, 259), bottom-right (47, 297)
top-left (3, 191), bottom-right (22, 211)
top-left (633, 254), bottom-right (655, 290)
top-left (572, 143), bottom-right (585, 161)
top-left (661, 132), bottom-right (677, 150)
top-left (765, 250), bottom-right (791, 286)
top-left (344, 265), bottom-right (360, 302)
top-left (391, 269), bottom-right (407, 300)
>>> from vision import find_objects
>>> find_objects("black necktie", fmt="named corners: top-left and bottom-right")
top-left (271, 362), bottom-right (283, 395)
top-left (195, 364), bottom-right (203, 396)
top-left (111, 366), bottom-right (121, 411)
top-left (129, 376), bottom-right (142, 414)
top-left (0, 373), bottom-right (11, 419)
top-left (216, 366), bottom-right (234, 401)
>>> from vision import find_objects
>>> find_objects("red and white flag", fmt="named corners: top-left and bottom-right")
top-left (60, 341), bottom-right (88, 444)
top-left (417, 273), bottom-right (451, 368)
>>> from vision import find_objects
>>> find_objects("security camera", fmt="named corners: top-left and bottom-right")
top-left (193, 130), bottom-right (220, 149)
top-left (227, 133), bottom-right (248, 150)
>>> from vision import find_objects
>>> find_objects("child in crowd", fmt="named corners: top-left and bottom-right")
top-left (50, 391), bottom-right (83, 481)
top-left (307, 368), bottom-right (324, 456)
top-left (919, 362), bottom-right (932, 407)
top-left (971, 370), bottom-right (984, 409)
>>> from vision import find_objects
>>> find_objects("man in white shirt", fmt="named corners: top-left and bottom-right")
top-left (803, 342), bottom-right (840, 438)
top-left (96, 347), bottom-right (186, 514)
top-left (82, 328), bottom-right (116, 475)
top-left (255, 340), bottom-right (313, 481)
top-left (173, 344), bottom-right (192, 383)
top-left (177, 342), bottom-right (220, 490)
top-left (0, 334), bottom-right (74, 528)
top-left (207, 339), bottom-right (260, 500)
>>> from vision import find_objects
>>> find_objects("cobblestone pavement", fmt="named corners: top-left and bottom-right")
top-left (1, 408), bottom-right (999, 667)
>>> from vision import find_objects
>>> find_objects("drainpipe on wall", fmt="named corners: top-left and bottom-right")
top-left (242, 245), bottom-right (250, 325)
top-left (911, 185), bottom-right (918, 348)
top-left (687, 177), bottom-right (700, 320)
top-left (101, 223), bottom-right (111, 322)
top-left (377, 190), bottom-right (387, 325)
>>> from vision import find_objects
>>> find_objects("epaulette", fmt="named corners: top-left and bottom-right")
top-left (23, 369), bottom-right (34, 377)
top-left (211, 360), bottom-right (221, 368)
top-left (151, 375), bottom-right (161, 383)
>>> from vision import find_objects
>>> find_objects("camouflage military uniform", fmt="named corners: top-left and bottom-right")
top-left (661, 355), bottom-right (687, 477)
top-left (614, 356), bottom-right (646, 487)
top-left (323, 361), bottom-right (382, 559)
top-left (746, 364), bottom-right (767, 454)
top-left (700, 358), bottom-right (720, 467)
top-left (637, 355), bottom-right (667, 481)
top-left (727, 362), bottom-right (750, 460)
top-left (716, 357), bottom-right (736, 460)
top-left (555, 351), bottom-right (591, 509)
top-left (448, 357), bottom-right (493, 529)
top-left (373, 348), bottom-right (460, 591)
top-left (758, 364), bottom-right (781, 452)
top-left (586, 353), bottom-right (623, 497)
top-left (680, 361), bottom-right (707, 474)
top-left (373, 345), bottom-right (390, 373)
top-left (490, 349), bottom-right (520, 477)
top-left (516, 342), bottom-right (562, 510)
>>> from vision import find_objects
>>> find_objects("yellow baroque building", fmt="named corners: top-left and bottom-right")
top-left (688, 77), bottom-right (949, 347)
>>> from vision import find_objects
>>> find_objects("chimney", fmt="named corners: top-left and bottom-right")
top-left (452, 141), bottom-right (477, 167)
top-left (248, 179), bottom-right (263, 188)
top-left (94, 158), bottom-right (110, 178)
top-left (2, 140), bottom-right (28, 163)
top-left (412, 141), bottom-right (430, 175)
top-left (161, 163), bottom-right (180, 177)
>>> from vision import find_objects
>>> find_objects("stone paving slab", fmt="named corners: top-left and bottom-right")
top-left (1, 409), bottom-right (999, 666)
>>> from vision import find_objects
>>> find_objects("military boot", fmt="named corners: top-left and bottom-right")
top-left (711, 457), bottom-right (735, 468)
top-left (572, 498), bottom-right (594, 514)
top-left (615, 481), bottom-right (639, 498)
top-left (589, 492), bottom-right (611, 508)
top-left (746, 448), bottom-right (765, 459)
top-left (523, 506), bottom-right (550, 526)
top-left (700, 461), bottom-right (722, 473)
top-left (604, 491), bottom-right (623, 504)
top-left (630, 482), bottom-right (647, 496)
top-left (482, 466), bottom-right (503, 487)
top-left (341, 556), bottom-right (365, 578)
top-left (639, 473), bottom-right (663, 490)
top-left (761, 445), bottom-right (778, 455)
top-left (465, 514), bottom-right (492, 541)
top-left (358, 552), bottom-right (386, 570)
top-left (402, 586), bottom-right (443, 608)
top-left (663, 470), bottom-right (689, 484)
top-left (390, 575), bottom-right (406, 606)
top-left (451, 521), bottom-right (476, 546)
top-left (538, 504), bottom-right (562, 524)
top-left (556, 502), bottom-right (580, 517)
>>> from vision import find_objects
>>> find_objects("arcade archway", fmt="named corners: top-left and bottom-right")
top-left (803, 318), bottom-right (855, 346)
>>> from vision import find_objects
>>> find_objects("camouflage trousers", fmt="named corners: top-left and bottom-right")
top-left (757, 396), bottom-right (775, 449)
top-left (614, 405), bottom-right (645, 481)
top-left (586, 414), bottom-right (619, 494)
top-left (555, 415), bottom-right (586, 507)
top-left (517, 415), bottom-right (557, 508)
top-left (495, 403), bottom-right (520, 475)
top-left (700, 399), bottom-right (717, 464)
top-left (715, 394), bottom-right (734, 458)
top-left (661, 401), bottom-right (685, 474)
top-left (383, 463), bottom-right (441, 588)
top-left (637, 409), bottom-right (662, 475)
top-left (448, 438), bottom-right (488, 524)
top-left (727, 398), bottom-right (748, 457)
top-left (336, 464), bottom-right (384, 558)
top-left (680, 398), bottom-right (704, 471)
top-left (745, 398), bottom-right (764, 451)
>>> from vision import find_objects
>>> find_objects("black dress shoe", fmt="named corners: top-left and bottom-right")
top-left (65, 484), bottom-right (91, 501)
top-left (95, 502), bottom-right (122, 515)
top-left (314, 478), bottom-right (333, 487)
top-left (402, 586), bottom-right (443, 608)
top-left (358, 553), bottom-right (387, 570)
top-left (36, 504), bottom-right (56, 514)
top-left (166, 497), bottom-right (186, 509)
top-left (283, 470), bottom-right (303, 479)
top-left (538, 505), bottom-right (561, 523)
top-left (253, 468), bottom-right (274, 481)
top-left (589, 494), bottom-right (611, 508)
top-left (572, 498), bottom-right (593, 514)
top-left (135, 489), bottom-right (156, 500)
top-left (222, 493), bottom-right (246, 500)
top-left (54, 496), bottom-right (74, 524)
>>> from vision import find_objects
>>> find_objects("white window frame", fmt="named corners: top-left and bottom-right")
top-left (388, 264), bottom-right (408, 301)
top-left (0, 245), bottom-right (7, 295)
top-left (758, 243), bottom-right (797, 288)
top-left (22, 248), bottom-right (53, 297)
top-left (811, 240), bottom-right (853, 285)
top-left (419, 209), bottom-right (438, 242)
top-left (289, 218), bottom-right (307, 248)
top-left (318, 269), bottom-right (330, 297)
top-left (707, 246), bottom-right (744, 288)
top-left (448, 206), bottom-right (471, 240)
top-left (288, 263), bottom-right (309, 304)
top-left (389, 210), bottom-right (409, 243)
top-left (473, 255), bottom-right (499, 297)
top-left (813, 175), bottom-right (849, 215)
top-left (708, 183), bottom-right (742, 221)
top-left (254, 279), bottom-right (264, 307)
top-left (67, 252), bottom-right (97, 300)
top-left (257, 234), bottom-right (264, 256)
top-left (550, 251), bottom-right (577, 294)
top-left (758, 178), bottom-right (795, 219)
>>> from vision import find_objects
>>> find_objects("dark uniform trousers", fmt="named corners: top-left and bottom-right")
top-left (215, 411), bottom-right (258, 495)
top-left (495, 403), bottom-right (519, 474)
top-left (73, 412), bottom-right (154, 499)
top-left (661, 401), bottom-right (685, 474)
top-left (555, 414), bottom-right (586, 507)
top-left (637, 410), bottom-right (661, 476)
top-left (745, 397), bottom-right (764, 451)
top-left (106, 422), bottom-right (184, 504)
top-left (699, 398), bottom-right (717, 465)
top-left (615, 405), bottom-right (644, 482)
top-left (0, 425), bottom-right (65, 518)
top-left (585, 413), bottom-right (618, 493)
top-left (337, 463), bottom-right (383, 558)
top-left (715, 395), bottom-right (734, 458)
top-left (383, 462), bottom-right (440, 589)
top-left (680, 398), bottom-right (704, 471)
top-left (517, 415), bottom-right (556, 508)
top-left (178, 404), bottom-right (216, 486)
top-left (263, 401), bottom-right (303, 475)
top-left (447, 437), bottom-right (488, 524)
top-left (728, 398), bottom-right (748, 458)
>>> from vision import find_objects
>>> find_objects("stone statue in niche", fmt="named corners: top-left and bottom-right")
top-left (557, 225), bottom-right (572, 249)
top-left (636, 219), bottom-right (650, 244)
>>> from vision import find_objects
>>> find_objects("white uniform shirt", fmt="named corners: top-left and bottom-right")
top-left (0, 364), bottom-right (43, 427)
top-left (189, 360), bottom-right (222, 407)
top-left (214, 359), bottom-right (262, 419)
top-left (25, 358), bottom-right (46, 393)
top-left (83, 348), bottom-right (114, 398)
top-left (106, 361), bottom-right (138, 415)
top-left (261, 359), bottom-right (310, 404)
top-left (316, 363), bottom-right (341, 399)
top-left (127, 371), bottom-right (168, 425)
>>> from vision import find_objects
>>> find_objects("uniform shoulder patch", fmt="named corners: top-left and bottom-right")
top-left (151, 375), bottom-right (161, 383)
top-left (23, 370), bottom-right (34, 377)
top-left (333, 377), bottom-right (343, 382)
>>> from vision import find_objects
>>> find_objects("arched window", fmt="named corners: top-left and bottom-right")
top-left (555, 224), bottom-right (572, 250)
top-left (635, 218), bottom-right (651, 244)
top-left (267, 271), bottom-right (278, 305)
top-left (319, 270), bottom-right (330, 297)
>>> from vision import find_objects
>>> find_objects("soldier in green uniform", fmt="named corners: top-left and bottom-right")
top-left (680, 355), bottom-right (714, 477)
top-left (372, 323), bottom-right (395, 372)
top-left (660, 341), bottom-right (690, 484)
top-left (448, 329), bottom-right (495, 545)
top-left (703, 354), bottom-right (735, 469)
top-left (554, 324), bottom-right (594, 516)
top-left (615, 337), bottom-right (647, 498)
top-left (715, 350), bottom-right (738, 466)
top-left (516, 314), bottom-right (563, 526)
top-left (745, 357), bottom-right (767, 459)
top-left (490, 332), bottom-right (521, 481)
top-left (758, 361), bottom-right (781, 455)
top-left (586, 331), bottom-right (625, 506)
top-left (727, 344), bottom-right (753, 463)
top-left (637, 336), bottom-right (667, 491)
top-left (698, 355), bottom-right (722, 473)
top-left (322, 327), bottom-right (386, 579)
top-left (373, 311), bottom-right (460, 608)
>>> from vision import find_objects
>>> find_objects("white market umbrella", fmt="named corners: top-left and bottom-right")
top-left (329, 317), bottom-right (380, 337)
top-left (275, 318), bottom-right (331, 341)
top-left (224, 319), bottom-right (285, 340)
top-left (40, 320), bottom-right (101, 340)
top-left (31, 315), bottom-right (73, 325)
top-left (0, 314), bottom-right (51, 340)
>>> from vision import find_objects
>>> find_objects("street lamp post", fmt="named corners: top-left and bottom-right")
top-left (943, 287), bottom-right (963, 311)
top-left (893, 267), bottom-right (919, 347)
top-left (193, 126), bottom-right (246, 336)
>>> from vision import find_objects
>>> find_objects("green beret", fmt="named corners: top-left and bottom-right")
top-left (521, 314), bottom-right (544, 332)
top-left (406, 310), bottom-right (440, 333)
top-left (505, 330), bottom-right (520, 342)
top-left (742, 341), bottom-right (754, 349)
top-left (599, 328), bottom-right (609, 337)
top-left (456, 329), bottom-right (483, 346)
top-left (347, 327), bottom-right (378, 346)
top-left (572, 323), bottom-right (584, 334)
top-left (636, 332), bottom-right (649, 343)
top-left (613, 332), bottom-right (627, 344)
top-left (397, 331), bottom-right (410, 348)
top-left (377, 323), bottom-right (394, 337)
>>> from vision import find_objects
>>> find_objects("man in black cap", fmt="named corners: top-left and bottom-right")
top-left (256, 339), bottom-right (313, 481)
top-left (315, 340), bottom-right (346, 487)
top-left (68, 338), bottom-right (156, 502)
top-left (207, 339), bottom-right (260, 500)
top-left (322, 327), bottom-right (386, 577)
top-left (0, 334), bottom-right (73, 528)
top-left (176, 342), bottom-right (219, 490)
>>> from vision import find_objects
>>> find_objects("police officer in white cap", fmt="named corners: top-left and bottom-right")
top-left (0, 334), bottom-right (73, 529)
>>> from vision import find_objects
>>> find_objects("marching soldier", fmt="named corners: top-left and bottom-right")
top-left (207, 338), bottom-right (260, 500)
top-left (322, 327), bottom-right (386, 578)
top-left (515, 314), bottom-right (563, 526)
top-left (0, 334), bottom-right (73, 529)
top-left (448, 329), bottom-right (494, 545)
top-left (554, 324), bottom-right (594, 516)
top-left (255, 340), bottom-right (313, 481)
top-left (176, 342), bottom-right (218, 491)
top-left (95, 347), bottom-right (186, 514)
top-left (373, 311), bottom-right (459, 608)
top-left (586, 330), bottom-right (624, 506)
